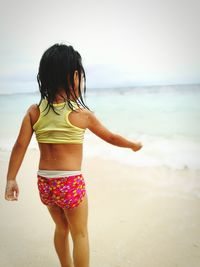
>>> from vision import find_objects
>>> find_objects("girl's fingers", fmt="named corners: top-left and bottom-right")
top-left (5, 193), bottom-right (14, 200)
top-left (5, 194), bottom-right (18, 200)
top-left (5, 188), bottom-right (11, 199)
top-left (5, 189), bottom-right (14, 199)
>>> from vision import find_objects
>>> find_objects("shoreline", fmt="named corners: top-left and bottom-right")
top-left (1, 145), bottom-right (199, 171)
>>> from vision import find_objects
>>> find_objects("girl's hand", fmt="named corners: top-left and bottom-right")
top-left (5, 180), bottom-right (19, 201)
top-left (131, 141), bottom-right (143, 152)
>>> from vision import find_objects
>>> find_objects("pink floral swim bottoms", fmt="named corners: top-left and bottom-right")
top-left (37, 174), bottom-right (86, 209)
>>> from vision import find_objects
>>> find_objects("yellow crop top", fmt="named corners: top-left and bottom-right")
top-left (33, 98), bottom-right (86, 144)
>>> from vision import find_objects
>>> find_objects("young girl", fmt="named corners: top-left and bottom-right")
top-left (4, 43), bottom-right (143, 267)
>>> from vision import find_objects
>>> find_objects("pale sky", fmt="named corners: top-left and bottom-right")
top-left (0, 0), bottom-right (200, 93)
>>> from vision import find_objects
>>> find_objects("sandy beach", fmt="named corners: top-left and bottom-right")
top-left (1, 148), bottom-right (200, 267)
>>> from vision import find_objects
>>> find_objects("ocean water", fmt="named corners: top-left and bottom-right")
top-left (0, 84), bottom-right (200, 170)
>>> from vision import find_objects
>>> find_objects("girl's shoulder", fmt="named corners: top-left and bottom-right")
top-left (28, 104), bottom-right (39, 113)
top-left (68, 107), bottom-right (93, 129)
top-left (27, 104), bottom-right (40, 127)
top-left (74, 107), bottom-right (95, 121)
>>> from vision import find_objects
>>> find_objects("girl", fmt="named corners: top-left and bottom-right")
top-left (4, 43), bottom-right (143, 267)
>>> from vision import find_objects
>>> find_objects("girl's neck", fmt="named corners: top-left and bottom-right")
top-left (53, 92), bottom-right (77, 104)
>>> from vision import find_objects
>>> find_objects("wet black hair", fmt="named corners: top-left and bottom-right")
top-left (37, 42), bottom-right (90, 115)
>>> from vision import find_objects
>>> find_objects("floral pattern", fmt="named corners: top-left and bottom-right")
top-left (37, 174), bottom-right (86, 209)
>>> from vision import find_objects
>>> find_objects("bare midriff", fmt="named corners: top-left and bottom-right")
top-left (38, 143), bottom-right (83, 171)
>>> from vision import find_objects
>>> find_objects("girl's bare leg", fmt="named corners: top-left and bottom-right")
top-left (47, 205), bottom-right (74, 267)
top-left (63, 193), bottom-right (89, 267)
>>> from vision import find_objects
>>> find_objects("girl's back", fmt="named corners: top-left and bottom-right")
top-left (29, 94), bottom-right (89, 171)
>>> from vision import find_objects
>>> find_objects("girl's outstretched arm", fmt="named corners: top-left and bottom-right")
top-left (86, 110), bottom-right (143, 151)
top-left (5, 105), bottom-right (34, 201)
